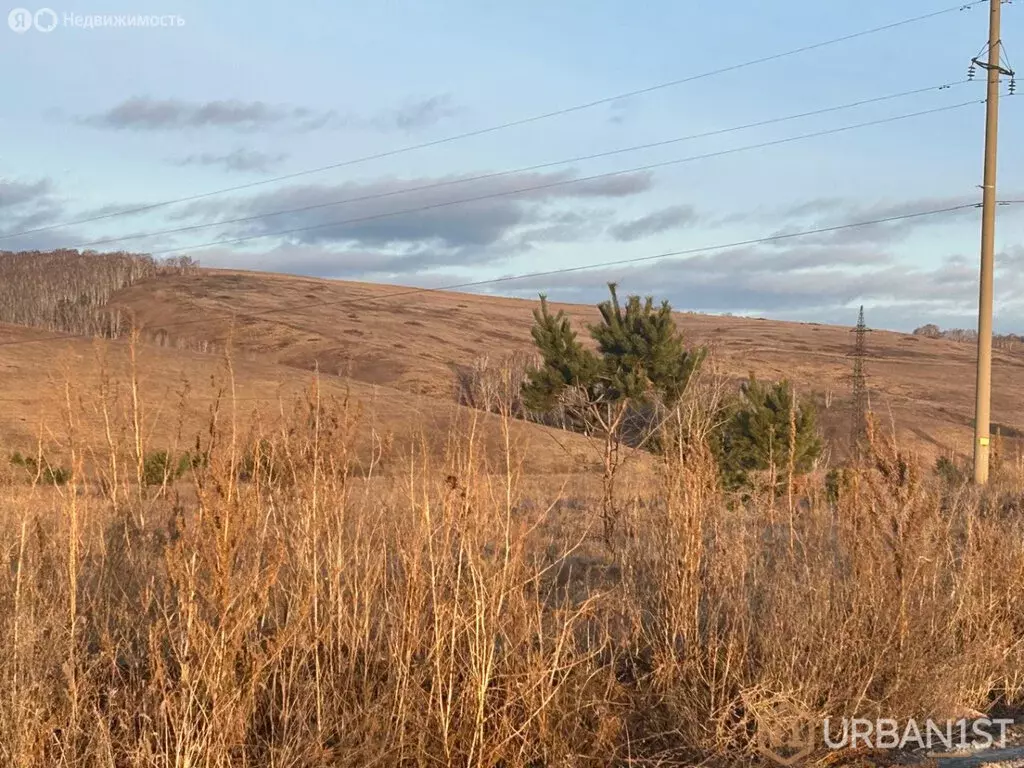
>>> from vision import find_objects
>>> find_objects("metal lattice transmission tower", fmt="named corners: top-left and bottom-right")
top-left (850, 305), bottom-right (872, 446)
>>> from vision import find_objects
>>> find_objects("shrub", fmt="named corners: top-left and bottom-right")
top-left (176, 449), bottom-right (207, 475)
top-left (239, 439), bottom-right (287, 485)
top-left (10, 451), bottom-right (70, 485)
top-left (825, 466), bottom-right (847, 505)
top-left (142, 450), bottom-right (211, 486)
top-left (935, 454), bottom-right (968, 486)
top-left (454, 351), bottom-right (536, 417)
top-left (143, 451), bottom-right (177, 486)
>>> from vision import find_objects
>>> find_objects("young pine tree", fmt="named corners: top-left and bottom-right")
top-left (588, 284), bottom-right (705, 407)
top-left (521, 295), bottom-right (600, 415)
top-left (523, 284), bottom-right (705, 545)
top-left (715, 374), bottom-right (822, 491)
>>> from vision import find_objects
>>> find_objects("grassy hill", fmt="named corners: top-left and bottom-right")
top-left (95, 267), bottom-right (1024, 464)
top-left (1, 263), bottom-right (1021, 467)
top-left (0, 318), bottom-right (593, 476)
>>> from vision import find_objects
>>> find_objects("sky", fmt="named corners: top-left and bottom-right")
top-left (1, 0), bottom-right (1022, 332)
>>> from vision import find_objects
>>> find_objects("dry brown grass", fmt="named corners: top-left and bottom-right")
top-left (1, 354), bottom-right (1023, 767)
top-left (5, 268), bottom-right (1024, 468)
top-left (0, 323), bottom-right (595, 477)
top-left (99, 269), bottom-right (1024, 465)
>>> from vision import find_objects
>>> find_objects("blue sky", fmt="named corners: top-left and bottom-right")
top-left (1, 0), bottom-right (1022, 331)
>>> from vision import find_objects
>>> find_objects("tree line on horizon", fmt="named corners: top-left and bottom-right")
top-left (0, 249), bottom-right (197, 338)
top-left (913, 322), bottom-right (1024, 351)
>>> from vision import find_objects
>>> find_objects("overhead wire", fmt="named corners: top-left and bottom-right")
top-left (139, 99), bottom-right (985, 259)
top-left (0, 201), bottom-right (986, 349)
top-left (0, 0), bottom-right (986, 242)
top-left (53, 80), bottom-right (971, 253)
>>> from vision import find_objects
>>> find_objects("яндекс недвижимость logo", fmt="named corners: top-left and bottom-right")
top-left (8, 7), bottom-right (56, 32)
top-left (8, 8), bottom-right (184, 32)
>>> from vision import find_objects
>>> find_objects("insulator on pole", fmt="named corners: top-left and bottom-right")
top-left (968, 61), bottom-right (977, 80)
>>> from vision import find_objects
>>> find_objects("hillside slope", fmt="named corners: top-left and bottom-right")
top-left (0, 321), bottom-right (593, 475)
top-left (84, 268), bottom-right (1024, 462)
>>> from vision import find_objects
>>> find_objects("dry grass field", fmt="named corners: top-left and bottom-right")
top-left (0, 319), bottom-right (594, 477)
top-left (2, 266), bottom-right (1024, 766)
top-left (103, 269), bottom-right (1024, 464)
top-left (2, 267), bottom-right (1020, 468)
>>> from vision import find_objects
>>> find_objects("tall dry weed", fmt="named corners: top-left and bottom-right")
top-left (0, 362), bottom-right (1022, 766)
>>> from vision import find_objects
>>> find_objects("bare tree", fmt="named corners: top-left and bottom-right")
top-left (0, 249), bottom-right (199, 338)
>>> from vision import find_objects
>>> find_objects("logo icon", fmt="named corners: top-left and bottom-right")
top-left (757, 718), bottom-right (815, 766)
top-left (7, 7), bottom-right (58, 32)
top-left (8, 7), bottom-right (33, 31)
top-left (33, 7), bottom-right (57, 31)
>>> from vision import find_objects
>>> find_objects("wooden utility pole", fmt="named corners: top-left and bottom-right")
top-left (972, 0), bottom-right (1012, 484)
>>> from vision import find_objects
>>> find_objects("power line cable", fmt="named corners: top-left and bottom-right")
top-left (55, 80), bottom-right (969, 252)
top-left (0, 0), bottom-right (986, 243)
top-left (140, 99), bottom-right (984, 258)
top-left (0, 201), bottom-right (986, 350)
top-left (178, 206), bottom-right (993, 343)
